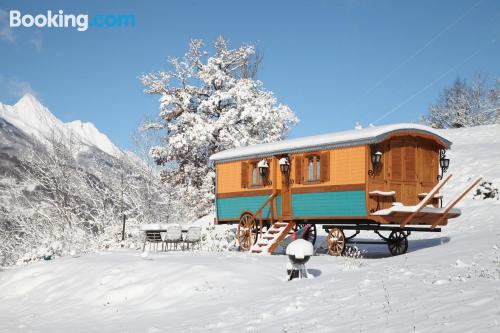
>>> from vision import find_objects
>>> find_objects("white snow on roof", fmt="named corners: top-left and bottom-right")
top-left (372, 205), bottom-right (461, 216)
top-left (210, 123), bottom-right (451, 162)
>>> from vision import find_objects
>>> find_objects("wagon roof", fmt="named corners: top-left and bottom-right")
top-left (209, 123), bottom-right (451, 163)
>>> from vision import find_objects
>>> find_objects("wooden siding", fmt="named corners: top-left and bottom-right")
top-left (291, 146), bottom-right (366, 189)
top-left (217, 161), bottom-right (242, 193)
top-left (291, 191), bottom-right (367, 217)
top-left (217, 160), bottom-right (274, 194)
top-left (216, 195), bottom-right (282, 220)
top-left (217, 146), bottom-right (366, 196)
top-left (331, 146), bottom-right (366, 185)
top-left (216, 190), bottom-right (366, 220)
top-left (367, 136), bottom-right (440, 212)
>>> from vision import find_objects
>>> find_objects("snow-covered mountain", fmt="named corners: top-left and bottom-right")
top-left (0, 94), bottom-right (122, 157)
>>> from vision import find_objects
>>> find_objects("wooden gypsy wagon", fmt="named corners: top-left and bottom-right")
top-left (209, 124), bottom-right (480, 256)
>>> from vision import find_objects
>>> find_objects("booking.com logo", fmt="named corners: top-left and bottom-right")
top-left (9, 10), bottom-right (136, 32)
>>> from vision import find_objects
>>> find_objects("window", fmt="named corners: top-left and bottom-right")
top-left (295, 152), bottom-right (330, 184)
top-left (250, 163), bottom-right (262, 186)
top-left (306, 155), bottom-right (321, 182)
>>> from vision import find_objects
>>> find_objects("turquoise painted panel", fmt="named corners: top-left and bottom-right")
top-left (291, 191), bottom-right (366, 217)
top-left (217, 195), bottom-right (282, 220)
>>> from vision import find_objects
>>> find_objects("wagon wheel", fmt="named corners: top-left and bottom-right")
top-left (387, 230), bottom-right (408, 256)
top-left (237, 213), bottom-right (257, 251)
top-left (294, 223), bottom-right (317, 245)
top-left (327, 227), bottom-right (346, 256)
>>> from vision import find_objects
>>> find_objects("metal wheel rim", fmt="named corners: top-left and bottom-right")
top-left (295, 223), bottom-right (317, 245)
top-left (327, 227), bottom-right (345, 256)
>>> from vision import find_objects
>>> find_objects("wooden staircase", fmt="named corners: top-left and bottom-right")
top-left (251, 220), bottom-right (296, 254)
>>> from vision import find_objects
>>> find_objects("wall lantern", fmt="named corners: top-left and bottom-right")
top-left (437, 149), bottom-right (450, 180)
top-left (368, 150), bottom-right (383, 177)
top-left (258, 159), bottom-right (269, 178)
top-left (279, 157), bottom-right (290, 175)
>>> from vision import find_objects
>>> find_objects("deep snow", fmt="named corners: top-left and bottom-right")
top-left (0, 124), bottom-right (499, 332)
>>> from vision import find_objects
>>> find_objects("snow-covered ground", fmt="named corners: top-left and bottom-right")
top-left (1, 125), bottom-right (499, 332)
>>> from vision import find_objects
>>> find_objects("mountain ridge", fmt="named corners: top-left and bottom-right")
top-left (0, 94), bottom-right (122, 157)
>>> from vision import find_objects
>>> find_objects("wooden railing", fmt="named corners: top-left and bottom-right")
top-left (253, 191), bottom-right (279, 238)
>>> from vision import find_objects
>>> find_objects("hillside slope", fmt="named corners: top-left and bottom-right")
top-left (0, 125), bottom-right (499, 332)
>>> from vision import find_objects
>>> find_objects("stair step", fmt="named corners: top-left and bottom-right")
top-left (249, 220), bottom-right (296, 255)
top-left (267, 222), bottom-right (296, 254)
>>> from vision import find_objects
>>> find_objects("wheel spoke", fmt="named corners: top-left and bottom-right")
top-left (327, 228), bottom-right (345, 256)
top-left (237, 213), bottom-right (256, 251)
top-left (388, 230), bottom-right (408, 255)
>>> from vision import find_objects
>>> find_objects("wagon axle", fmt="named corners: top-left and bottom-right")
top-left (323, 224), bottom-right (441, 256)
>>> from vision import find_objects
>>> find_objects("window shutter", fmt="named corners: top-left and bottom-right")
top-left (294, 155), bottom-right (302, 184)
top-left (391, 142), bottom-right (403, 181)
top-left (404, 145), bottom-right (416, 181)
top-left (320, 152), bottom-right (330, 182)
top-left (241, 162), bottom-right (248, 188)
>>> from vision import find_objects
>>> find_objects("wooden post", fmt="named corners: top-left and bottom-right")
top-left (272, 157), bottom-right (278, 223)
top-left (430, 177), bottom-right (482, 229)
top-left (400, 174), bottom-right (452, 228)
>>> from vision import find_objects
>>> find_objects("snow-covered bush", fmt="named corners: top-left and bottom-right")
top-left (140, 36), bottom-right (298, 219)
top-left (194, 215), bottom-right (237, 252)
top-left (342, 246), bottom-right (364, 271)
top-left (473, 181), bottom-right (499, 200)
top-left (200, 224), bottom-right (237, 252)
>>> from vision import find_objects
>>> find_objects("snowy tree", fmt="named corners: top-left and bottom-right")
top-left (140, 37), bottom-right (298, 218)
top-left (422, 74), bottom-right (500, 128)
top-left (0, 129), bottom-right (180, 266)
top-left (490, 79), bottom-right (500, 123)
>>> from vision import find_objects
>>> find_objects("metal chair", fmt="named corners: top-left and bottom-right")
top-left (143, 231), bottom-right (163, 252)
top-left (164, 224), bottom-right (182, 251)
top-left (183, 226), bottom-right (202, 251)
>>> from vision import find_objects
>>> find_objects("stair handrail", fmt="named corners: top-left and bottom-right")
top-left (253, 191), bottom-right (279, 238)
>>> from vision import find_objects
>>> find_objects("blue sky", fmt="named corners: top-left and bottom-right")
top-left (0, 0), bottom-right (499, 150)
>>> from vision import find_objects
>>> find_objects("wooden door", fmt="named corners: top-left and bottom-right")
top-left (280, 167), bottom-right (292, 219)
top-left (277, 156), bottom-right (292, 220)
top-left (419, 144), bottom-right (438, 193)
top-left (281, 180), bottom-right (292, 219)
top-left (389, 140), bottom-right (418, 205)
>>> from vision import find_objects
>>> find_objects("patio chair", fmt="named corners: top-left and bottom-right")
top-left (164, 224), bottom-right (182, 251)
top-left (183, 226), bottom-right (202, 251)
top-left (143, 230), bottom-right (163, 252)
